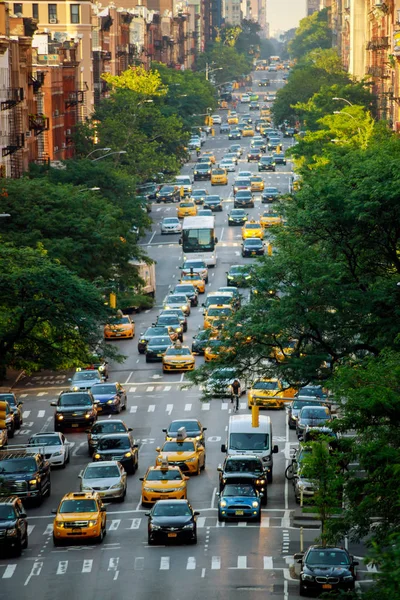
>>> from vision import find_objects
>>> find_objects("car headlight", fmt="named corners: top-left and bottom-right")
top-left (107, 398), bottom-right (118, 404)
top-left (125, 452), bottom-right (132, 458)
top-left (111, 483), bottom-right (123, 489)
top-left (185, 457), bottom-right (197, 462)
top-left (301, 573), bottom-right (314, 582)
top-left (343, 575), bottom-right (354, 581)
top-left (88, 520), bottom-right (98, 527)
top-left (85, 413), bottom-right (92, 418)
top-left (150, 523), bottom-right (161, 530)
top-left (29, 479), bottom-right (37, 486)
top-left (56, 414), bottom-right (64, 420)
top-left (227, 275), bottom-right (234, 279)
top-left (245, 275), bottom-right (251, 279)
top-left (176, 327), bottom-right (182, 332)
top-left (255, 479), bottom-right (265, 485)
top-left (220, 500), bottom-right (227, 508)
top-left (140, 339), bottom-right (146, 343)
top-left (6, 528), bottom-right (17, 537)
top-left (94, 453), bottom-right (101, 459)
top-left (53, 451), bottom-right (63, 457)
top-left (183, 523), bottom-right (194, 529)
top-left (252, 501), bottom-right (259, 508)
top-left (181, 306), bottom-right (187, 311)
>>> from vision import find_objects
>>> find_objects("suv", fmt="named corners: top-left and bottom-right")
top-left (0, 393), bottom-right (23, 430)
top-left (217, 455), bottom-right (268, 504)
top-left (0, 496), bottom-right (28, 556)
top-left (295, 545), bottom-right (358, 596)
top-left (0, 447), bottom-right (51, 505)
top-left (51, 390), bottom-right (98, 432)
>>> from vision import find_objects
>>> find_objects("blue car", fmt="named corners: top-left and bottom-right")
top-left (90, 382), bottom-right (127, 414)
top-left (218, 480), bottom-right (262, 522)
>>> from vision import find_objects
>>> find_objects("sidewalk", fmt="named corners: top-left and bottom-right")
top-left (0, 369), bottom-right (25, 393)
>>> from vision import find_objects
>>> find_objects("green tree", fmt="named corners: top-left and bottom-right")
top-left (196, 44), bottom-right (252, 85)
top-left (0, 245), bottom-right (118, 377)
top-left (364, 533), bottom-right (400, 600)
top-left (288, 9), bottom-right (332, 60)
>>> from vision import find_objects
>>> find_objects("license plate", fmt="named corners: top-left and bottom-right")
top-left (168, 533), bottom-right (177, 538)
top-left (71, 424), bottom-right (79, 428)
top-left (322, 584), bottom-right (332, 590)
top-left (235, 510), bottom-right (244, 516)
top-left (115, 334), bottom-right (122, 337)
top-left (252, 252), bottom-right (256, 255)
top-left (157, 353), bottom-right (163, 357)
top-left (72, 528), bottom-right (82, 533)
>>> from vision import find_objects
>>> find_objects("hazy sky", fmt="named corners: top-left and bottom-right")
top-left (267, 0), bottom-right (307, 36)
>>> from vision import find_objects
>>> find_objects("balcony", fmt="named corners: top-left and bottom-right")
top-left (29, 114), bottom-right (50, 135)
top-left (1, 88), bottom-right (24, 111)
top-left (367, 65), bottom-right (389, 78)
top-left (366, 37), bottom-right (389, 50)
top-left (65, 90), bottom-right (85, 109)
top-left (2, 134), bottom-right (25, 156)
top-left (28, 72), bottom-right (46, 93)
top-left (117, 44), bottom-right (128, 57)
top-left (102, 51), bottom-right (112, 61)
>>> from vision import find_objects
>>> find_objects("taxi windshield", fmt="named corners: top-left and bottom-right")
top-left (207, 307), bottom-right (232, 316)
top-left (169, 421), bottom-right (200, 433)
top-left (253, 381), bottom-right (278, 390)
top-left (213, 170), bottom-right (225, 175)
top-left (59, 500), bottom-right (98, 513)
top-left (165, 348), bottom-right (191, 356)
top-left (180, 203), bottom-right (194, 208)
top-left (108, 317), bottom-right (130, 325)
top-left (162, 441), bottom-right (195, 452)
top-left (158, 316), bottom-right (179, 325)
top-left (245, 223), bottom-right (261, 230)
top-left (206, 296), bottom-right (232, 306)
top-left (222, 484), bottom-right (256, 497)
top-left (167, 296), bottom-right (187, 304)
top-left (146, 470), bottom-right (183, 481)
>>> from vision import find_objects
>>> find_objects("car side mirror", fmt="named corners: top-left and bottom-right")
top-left (179, 238), bottom-right (182, 245)
top-left (139, 477), bottom-right (144, 481)
top-left (85, 429), bottom-right (91, 434)
top-left (221, 444), bottom-right (226, 453)
top-left (162, 428), bottom-right (167, 433)
top-left (128, 428), bottom-right (133, 432)
top-left (217, 466), bottom-right (223, 472)
top-left (214, 237), bottom-right (218, 243)
top-left (50, 401), bottom-right (57, 407)
top-left (156, 447), bottom-right (161, 452)
top-left (100, 506), bottom-right (106, 512)
top-left (20, 512), bottom-right (27, 518)
top-left (353, 560), bottom-right (359, 566)
top-left (259, 493), bottom-right (264, 498)
top-left (145, 512), bottom-right (150, 517)
top-left (194, 511), bottom-right (200, 516)
top-left (18, 401), bottom-right (23, 406)
top-left (184, 476), bottom-right (190, 481)
top-left (294, 553), bottom-right (304, 561)
top-left (133, 444), bottom-right (139, 449)
top-left (203, 427), bottom-right (207, 431)
top-left (273, 445), bottom-right (279, 454)
top-left (51, 509), bottom-right (57, 514)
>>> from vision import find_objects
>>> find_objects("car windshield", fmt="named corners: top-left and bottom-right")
top-left (180, 203), bottom-right (194, 208)
top-left (253, 381), bottom-right (278, 390)
top-left (158, 317), bottom-right (179, 326)
top-left (163, 218), bottom-right (179, 224)
top-left (107, 317), bottom-right (130, 325)
top-left (175, 286), bottom-right (194, 294)
top-left (148, 337), bottom-right (171, 346)
top-left (91, 385), bottom-right (118, 394)
top-left (236, 192), bottom-right (252, 198)
top-left (298, 386), bottom-right (325, 398)
top-left (225, 459), bottom-right (263, 473)
top-left (261, 158), bottom-right (273, 163)
top-left (300, 408), bottom-right (329, 419)
top-left (162, 442), bottom-right (195, 452)
top-left (164, 348), bottom-right (191, 356)
top-left (263, 210), bottom-right (279, 217)
top-left (98, 437), bottom-right (131, 450)
top-left (184, 261), bottom-right (206, 269)
top-left (265, 188), bottom-right (278, 193)
top-left (245, 240), bottom-right (262, 247)
top-left (231, 210), bottom-right (246, 216)
top-left (0, 506), bottom-right (16, 519)
top-left (306, 550), bottom-right (350, 566)
top-left (169, 421), bottom-right (200, 433)
top-left (145, 327), bottom-right (168, 336)
top-left (59, 394), bottom-right (92, 407)
top-left (152, 503), bottom-right (192, 517)
top-left (207, 307), bottom-right (232, 316)
top-left (192, 190), bottom-right (207, 196)
top-left (29, 435), bottom-right (61, 446)
top-left (230, 266), bottom-right (250, 275)
top-left (59, 500), bottom-right (98, 514)
top-left (91, 422), bottom-right (126, 434)
top-left (222, 484), bottom-right (256, 497)
top-left (0, 394), bottom-right (15, 406)
top-left (229, 433), bottom-right (269, 451)
top-left (146, 470), bottom-right (183, 481)
top-left (84, 465), bottom-right (120, 479)
top-left (292, 400), bottom-right (324, 410)
top-left (72, 372), bottom-right (99, 382)
top-left (235, 180), bottom-right (251, 186)
top-left (181, 275), bottom-right (199, 282)
top-left (0, 458), bottom-right (37, 474)
top-left (245, 224), bottom-right (261, 230)
top-left (161, 186), bottom-right (175, 192)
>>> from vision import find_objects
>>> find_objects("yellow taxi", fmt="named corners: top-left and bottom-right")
top-left (250, 176), bottom-right (265, 192)
top-left (228, 113), bottom-right (239, 125)
top-left (260, 108), bottom-right (271, 118)
top-left (53, 491), bottom-right (107, 546)
top-left (273, 339), bottom-right (298, 362)
top-left (104, 314), bottom-right (135, 340)
top-left (204, 338), bottom-right (223, 362)
top-left (180, 272), bottom-right (206, 293)
top-left (242, 220), bottom-right (264, 240)
top-left (202, 151), bottom-right (216, 164)
top-left (260, 208), bottom-right (283, 228)
top-left (247, 378), bottom-right (296, 409)
top-left (155, 430), bottom-right (206, 475)
top-left (242, 126), bottom-right (254, 137)
top-left (162, 343), bottom-right (195, 373)
top-left (203, 304), bottom-right (233, 329)
top-left (140, 461), bottom-right (189, 506)
top-left (211, 168), bottom-right (228, 186)
top-left (177, 200), bottom-right (197, 218)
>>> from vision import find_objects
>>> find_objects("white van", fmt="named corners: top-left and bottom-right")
top-left (221, 415), bottom-right (278, 483)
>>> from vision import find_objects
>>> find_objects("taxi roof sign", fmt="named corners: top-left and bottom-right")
top-left (160, 458), bottom-right (169, 470)
top-left (176, 427), bottom-right (187, 441)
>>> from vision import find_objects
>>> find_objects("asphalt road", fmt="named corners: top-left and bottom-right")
top-left (1, 71), bottom-right (373, 600)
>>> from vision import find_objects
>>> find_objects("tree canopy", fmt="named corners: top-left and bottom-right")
top-left (288, 9), bottom-right (332, 60)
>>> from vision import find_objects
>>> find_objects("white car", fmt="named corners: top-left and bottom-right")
top-left (219, 159), bottom-right (236, 172)
top-left (28, 432), bottom-right (70, 468)
top-left (241, 94), bottom-right (251, 103)
top-left (238, 170), bottom-right (253, 179)
top-left (79, 460), bottom-right (127, 502)
top-left (161, 217), bottom-right (182, 234)
top-left (211, 114), bottom-right (222, 125)
top-left (224, 153), bottom-right (239, 165)
top-left (203, 368), bottom-right (247, 397)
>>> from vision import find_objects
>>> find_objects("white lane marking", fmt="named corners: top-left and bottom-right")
top-left (82, 559), bottom-right (93, 573)
top-left (148, 405), bottom-right (155, 412)
top-left (22, 410), bottom-right (31, 419)
top-left (148, 231), bottom-right (156, 244)
top-left (166, 404), bottom-right (173, 415)
top-left (221, 403), bottom-right (228, 410)
top-left (179, 373), bottom-right (185, 382)
top-left (202, 403), bottom-right (210, 410)
top-left (130, 406), bottom-right (137, 413)
top-left (146, 386), bottom-right (154, 392)
top-left (109, 520), bottom-right (120, 531)
top-left (237, 556), bottom-right (247, 569)
top-left (263, 556), bottom-right (273, 569)
top-left (20, 394), bottom-right (28, 398)
top-left (238, 522), bottom-right (247, 527)
top-left (220, 227), bottom-right (224, 242)
top-left (3, 565), bottom-right (16, 579)
top-left (184, 403), bottom-right (192, 411)
top-left (73, 442), bottom-right (85, 457)
top-left (187, 557), bottom-right (196, 570)
top-left (127, 518), bottom-right (141, 529)
top-left (160, 556), bottom-right (170, 570)
top-left (43, 523), bottom-right (53, 535)
top-left (37, 410), bottom-right (46, 418)
top-left (37, 392), bottom-right (47, 397)
top-left (24, 561), bottom-right (43, 586)
top-left (261, 516), bottom-right (270, 528)
top-left (197, 517), bottom-right (206, 528)
top-left (27, 525), bottom-right (35, 536)
top-left (164, 385), bottom-right (171, 392)
top-left (134, 557), bottom-right (144, 570)
top-left (56, 561), bottom-right (68, 575)
top-left (124, 373), bottom-right (133, 385)
top-left (211, 556), bottom-right (221, 570)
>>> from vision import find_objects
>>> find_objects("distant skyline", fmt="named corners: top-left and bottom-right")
top-left (267, 0), bottom-right (307, 37)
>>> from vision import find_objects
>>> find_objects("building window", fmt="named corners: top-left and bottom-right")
top-left (32, 3), bottom-right (38, 19)
top-left (48, 4), bottom-right (57, 22)
top-left (70, 4), bottom-right (80, 24)
top-left (13, 3), bottom-right (23, 15)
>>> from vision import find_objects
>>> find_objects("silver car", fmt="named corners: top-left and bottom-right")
top-left (163, 293), bottom-right (191, 316)
top-left (161, 217), bottom-right (182, 234)
top-left (69, 369), bottom-right (102, 391)
top-left (28, 432), bottom-right (70, 468)
top-left (219, 159), bottom-right (236, 172)
top-left (79, 460), bottom-right (127, 501)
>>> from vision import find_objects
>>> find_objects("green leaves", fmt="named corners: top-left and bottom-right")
top-left (288, 9), bottom-right (332, 60)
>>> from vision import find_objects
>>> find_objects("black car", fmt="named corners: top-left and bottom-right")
top-left (155, 315), bottom-right (183, 342)
top-left (218, 455), bottom-right (268, 504)
top-left (93, 433), bottom-right (138, 474)
top-left (0, 496), bottom-right (28, 556)
top-left (191, 329), bottom-right (213, 355)
top-left (163, 419), bottom-right (207, 446)
top-left (173, 283), bottom-right (199, 307)
top-left (226, 265), bottom-right (252, 287)
top-left (258, 78), bottom-right (270, 87)
top-left (51, 391), bottom-right (97, 432)
top-left (262, 187), bottom-right (280, 202)
top-left (86, 419), bottom-right (132, 456)
top-left (283, 128), bottom-right (295, 137)
top-left (249, 101), bottom-right (259, 110)
top-left (0, 393), bottom-right (23, 429)
top-left (191, 189), bottom-right (208, 205)
top-left (296, 385), bottom-right (327, 401)
top-left (296, 406), bottom-right (331, 440)
top-left (228, 129), bottom-right (242, 140)
top-left (136, 183), bottom-right (160, 200)
top-left (146, 500), bottom-right (199, 545)
top-left (247, 150), bottom-right (261, 162)
top-left (288, 398), bottom-right (327, 429)
top-left (228, 209), bottom-right (248, 226)
top-left (138, 326), bottom-right (172, 354)
top-left (234, 191), bottom-right (254, 209)
top-left (145, 336), bottom-right (174, 363)
top-left (0, 449), bottom-right (51, 505)
top-left (242, 238), bottom-right (264, 257)
top-left (296, 546), bottom-right (358, 596)
top-left (156, 185), bottom-right (180, 203)
top-left (273, 152), bottom-right (286, 165)
top-left (258, 157), bottom-right (276, 172)
top-left (268, 138), bottom-right (280, 151)
top-left (193, 165), bottom-right (212, 181)
top-left (220, 123), bottom-right (230, 133)
top-left (204, 196), bottom-right (223, 212)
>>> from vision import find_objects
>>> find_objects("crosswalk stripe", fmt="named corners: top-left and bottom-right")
top-left (82, 560), bottom-right (93, 573)
top-left (146, 386), bottom-right (154, 392)
top-left (130, 406), bottom-right (137, 413)
top-left (201, 403), bottom-right (210, 410)
top-left (148, 405), bottom-right (155, 412)
top-left (238, 522), bottom-right (247, 527)
top-left (263, 556), bottom-right (273, 570)
top-left (129, 387), bottom-right (137, 393)
top-left (134, 557), bottom-right (144, 570)
top-left (37, 410), bottom-right (45, 418)
top-left (56, 561), bottom-right (68, 575)
top-left (237, 556), bottom-right (247, 569)
top-left (108, 558), bottom-right (119, 572)
top-left (164, 386), bottom-right (171, 391)
top-left (37, 392), bottom-right (47, 397)
top-left (109, 520), bottom-right (120, 531)
top-left (197, 517), bottom-right (206, 528)
top-left (160, 556), bottom-right (170, 570)
top-left (261, 516), bottom-right (270, 528)
top-left (3, 565), bottom-right (16, 579)
top-left (221, 403), bottom-right (228, 410)
top-left (22, 411), bottom-right (30, 419)
top-left (184, 403), bottom-right (192, 411)
top-left (186, 557), bottom-right (196, 570)
top-left (211, 556), bottom-right (221, 570)
top-left (240, 402), bottom-right (247, 410)
top-left (127, 518), bottom-right (141, 529)
top-left (19, 394), bottom-right (28, 398)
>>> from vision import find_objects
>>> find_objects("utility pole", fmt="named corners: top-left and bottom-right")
top-left (206, 63), bottom-right (209, 81)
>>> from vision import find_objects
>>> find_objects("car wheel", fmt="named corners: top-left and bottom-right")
top-left (88, 445), bottom-right (93, 456)
top-left (53, 535), bottom-right (61, 547)
top-left (9, 427), bottom-right (14, 439)
top-left (15, 417), bottom-right (21, 430)
top-left (299, 583), bottom-right (307, 596)
top-left (95, 527), bottom-right (105, 544)
top-left (45, 480), bottom-right (51, 498)
top-left (66, 451), bottom-right (70, 464)
top-left (148, 536), bottom-right (155, 546)
top-left (267, 470), bottom-right (273, 484)
top-left (61, 457), bottom-right (67, 469)
top-left (217, 512), bottom-right (224, 523)
top-left (14, 539), bottom-right (22, 557)
top-left (190, 534), bottom-right (198, 545)
top-left (262, 494), bottom-right (268, 507)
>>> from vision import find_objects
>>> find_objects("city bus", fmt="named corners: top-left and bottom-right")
top-left (180, 215), bottom-right (218, 266)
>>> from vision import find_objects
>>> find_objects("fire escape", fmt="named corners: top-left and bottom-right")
top-left (28, 70), bottom-right (50, 165)
top-left (1, 87), bottom-right (25, 178)
top-left (366, 35), bottom-right (390, 119)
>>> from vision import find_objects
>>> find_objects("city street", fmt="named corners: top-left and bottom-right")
top-left (0, 71), bottom-right (373, 600)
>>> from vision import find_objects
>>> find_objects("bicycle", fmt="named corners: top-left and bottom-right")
top-left (231, 392), bottom-right (240, 412)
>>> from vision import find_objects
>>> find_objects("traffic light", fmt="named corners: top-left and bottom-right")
top-left (0, 401), bottom-right (7, 430)
top-left (251, 405), bottom-right (259, 428)
top-left (109, 293), bottom-right (117, 309)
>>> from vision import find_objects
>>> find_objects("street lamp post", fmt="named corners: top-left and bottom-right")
top-left (205, 63), bottom-right (223, 81)
top-left (91, 151), bottom-right (127, 162)
top-left (332, 97), bottom-right (353, 107)
top-left (77, 187), bottom-right (101, 193)
top-left (85, 147), bottom-right (111, 159)
top-left (0, 213), bottom-right (10, 217)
